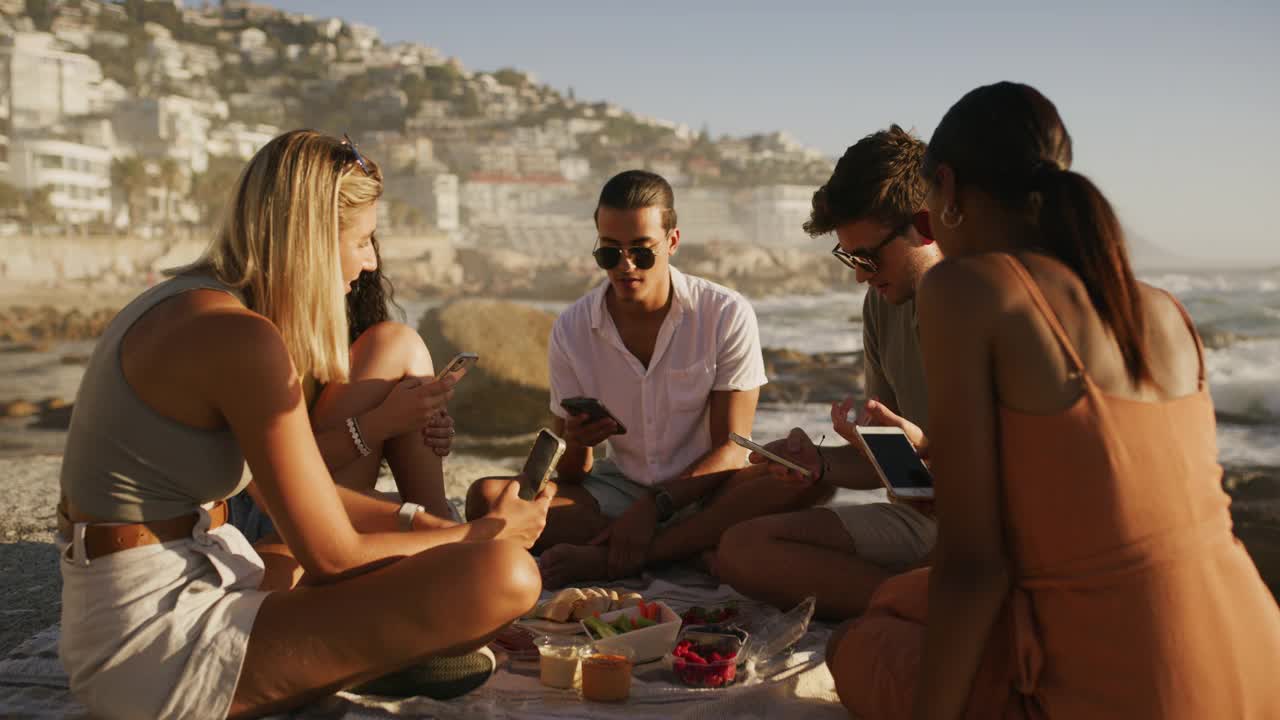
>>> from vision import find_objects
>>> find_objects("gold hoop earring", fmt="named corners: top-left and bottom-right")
top-left (941, 205), bottom-right (964, 229)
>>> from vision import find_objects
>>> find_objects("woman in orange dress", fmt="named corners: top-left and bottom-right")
top-left (827, 81), bottom-right (1280, 719)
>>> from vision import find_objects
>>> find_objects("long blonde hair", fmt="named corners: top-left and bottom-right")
top-left (185, 129), bottom-right (383, 383)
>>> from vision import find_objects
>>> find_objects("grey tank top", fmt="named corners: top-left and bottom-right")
top-left (59, 273), bottom-right (250, 522)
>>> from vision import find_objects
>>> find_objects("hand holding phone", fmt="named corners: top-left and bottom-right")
top-left (852, 426), bottom-right (933, 500)
top-left (519, 428), bottom-right (567, 501)
top-left (730, 432), bottom-right (813, 479)
top-left (560, 397), bottom-right (627, 435)
top-left (746, 428), bottom-right (822, 484)
top-left (489, 478), bottom-right (555, 550)
top-left (438, 352), bottom-right (479, 385)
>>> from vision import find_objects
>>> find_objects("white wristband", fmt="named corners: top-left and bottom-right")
top-left (397, 502), bottom-right (424, 532)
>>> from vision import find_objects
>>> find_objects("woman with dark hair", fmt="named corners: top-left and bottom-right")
top-left (228, 231), bottom-right (462, 557)
top-left (827, 83), bottom-right (1280, 718)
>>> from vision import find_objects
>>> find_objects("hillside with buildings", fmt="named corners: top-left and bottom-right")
top-left (0, 0), bottom-right (834, 252)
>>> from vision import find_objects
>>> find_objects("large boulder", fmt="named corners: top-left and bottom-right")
top-left (418, 299), bottom-right (556, 436)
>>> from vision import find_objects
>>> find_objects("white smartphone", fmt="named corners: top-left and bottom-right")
top-left (853, 426), bottom-right (933, 499)
top-left (438, 352), bottom-right (478, 384)
top-left (519, 428), bottom-right (566, 501)
top-left (729, 432), bottom-right (813, 478)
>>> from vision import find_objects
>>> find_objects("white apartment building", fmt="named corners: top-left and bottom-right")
top-left (460, 174), bottom-right (575, 222)
top-left (206, 122), bottom-right (279, 161)
top-left (751, 184), bottom-right (814, 245)
top-left (0, 32), bottom-right (104, 130)
top-left (7, 136), bottom-right (111, 223)
top-left (559, 155), bottom-right (590, 183)
top-left (113, 95), bottom-right (229, 174)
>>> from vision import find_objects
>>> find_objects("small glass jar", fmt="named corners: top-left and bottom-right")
top-left (580, 645), bottom-right (635, 702)
top-left (534, 634), bottom-right (587, 689)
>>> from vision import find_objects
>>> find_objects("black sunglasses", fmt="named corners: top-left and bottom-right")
top-left (831, 223), bottom-right (908, 275)
top-left (593, 245), bottom-right (658, 270)
top-left (342, 132), bottom-right (371, 176)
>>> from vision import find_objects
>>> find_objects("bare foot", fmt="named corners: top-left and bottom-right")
top-left (538, 543), bottom-right (609, 589)
top-left (697, 548), bottom-right (720, 579)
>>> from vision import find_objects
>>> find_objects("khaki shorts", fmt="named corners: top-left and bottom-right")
top-left (826, 501), bottom-right (936, 573)
top-left (581, 459), bottom-right (697, 525)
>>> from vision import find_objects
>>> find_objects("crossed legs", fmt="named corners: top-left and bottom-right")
top-left (228, 540), bottom-right (539, 718)
top-left (467, 464), bottom-right (832, 589)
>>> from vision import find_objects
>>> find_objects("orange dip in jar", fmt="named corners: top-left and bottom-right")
top-left (580, 646), bottom-right (635, 702)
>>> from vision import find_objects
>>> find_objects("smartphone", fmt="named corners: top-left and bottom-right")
top-left (559, 396), bottom-right (628, 435)
top-left (728, 432), bottom-right (813, 478)
top-left (438, 352), bottom-right (478, 384)
top-left (519, 428), bottom-right (567, 501)
top-left (853, 426), bottom-right (934, 499)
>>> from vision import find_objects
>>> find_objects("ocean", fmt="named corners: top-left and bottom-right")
top-left (407, 266), bottom-right (1280, 469)
top-left (2, 267), bottom-right (1276, 470)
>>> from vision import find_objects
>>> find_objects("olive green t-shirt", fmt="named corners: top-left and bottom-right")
top-left (861, 289), bottom-right (928, 430)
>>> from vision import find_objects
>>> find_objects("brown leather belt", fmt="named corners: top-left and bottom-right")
top-left (57, 499), bottom-right (229, 561)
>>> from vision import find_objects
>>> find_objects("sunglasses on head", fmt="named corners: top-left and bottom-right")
top-left (341, 132), bottom-right (371, 176)
top-left (593, 244), bottom-right (658, 270)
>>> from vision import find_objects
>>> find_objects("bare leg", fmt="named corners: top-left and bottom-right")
top-left (311, 322), bottom-right (451, 519)
top-left (228, 540), bottom-right (539, 718)
top-left (646, 466), bottom-right (831, 565)
top-left (466, 477), bottom-right (610, 551)
top-left (717, 508), bottom-right (892, 620)
top-left (537, 465), bottom-right (830, 588)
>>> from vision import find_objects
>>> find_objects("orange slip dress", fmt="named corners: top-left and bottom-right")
top-left (832, 255), bottom-right (1280, 719)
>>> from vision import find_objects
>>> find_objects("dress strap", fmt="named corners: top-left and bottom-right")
top-left (1155, 288), bottom-right (1206, 390)
top-left (997, 254), bottom-right (1087, 381)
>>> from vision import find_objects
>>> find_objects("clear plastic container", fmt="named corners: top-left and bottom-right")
top-left (580, 645), bottom-right (635, 702)
top-left (669, 630), bottom-right (743, 688)
top-left (534, 634), bottom-right (587, 689)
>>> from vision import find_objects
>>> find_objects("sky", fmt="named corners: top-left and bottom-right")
top-left (271, 0), bottom-right (1280, 264)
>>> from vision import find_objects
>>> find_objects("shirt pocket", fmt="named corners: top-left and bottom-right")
top-left (667, 361), bottom-right (714, 413)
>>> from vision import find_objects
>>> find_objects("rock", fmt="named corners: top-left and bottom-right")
top-left (418, 300), bottom-right (556, 436)
top-left (2, 399), bottom-right (40, 418)
top-left (30, 403), bottom-right (73, 430)
top-left (761, 347), bottom-right (864, 405)
top-left (0, 305), bottom-right (116, 344)
top-left (1224, 465), bottom-right (1280, 602)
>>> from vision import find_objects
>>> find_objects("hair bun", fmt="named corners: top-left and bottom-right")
top-left (1027, 160), bottom-right (1065, 189)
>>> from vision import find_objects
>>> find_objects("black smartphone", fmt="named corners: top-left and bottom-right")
top-left (854, 427), bottom-right (934, 500)
top-left (519, 428), bottom-right (567, 501)
top-left (559, 396), bottom-right (628, 435)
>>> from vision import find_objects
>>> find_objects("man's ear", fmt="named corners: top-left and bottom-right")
top-left (667, 228), bottom-right (681, 256)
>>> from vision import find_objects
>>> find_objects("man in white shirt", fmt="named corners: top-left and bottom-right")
top-left (467, 170), bottom-right (828, 588)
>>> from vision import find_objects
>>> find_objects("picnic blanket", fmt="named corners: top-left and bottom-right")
top-left (0, 566), bottom-right (845, 719)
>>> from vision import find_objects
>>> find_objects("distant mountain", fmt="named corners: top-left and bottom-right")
top-left (1126, 232), bottom-right (1273, 272)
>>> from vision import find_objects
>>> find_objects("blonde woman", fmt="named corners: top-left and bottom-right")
top-left (56, 130), bottom-right (553, 719)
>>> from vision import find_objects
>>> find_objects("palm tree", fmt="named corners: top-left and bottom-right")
top-left (111, 156), bottom-right (148, 228)
top-left (158, 157), bottom-right (183, 229)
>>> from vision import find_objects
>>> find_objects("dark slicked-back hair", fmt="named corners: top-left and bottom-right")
top-left (595, 169), bottom-right (677, 231)
top-left (805, 125), bottom-right (927, 237)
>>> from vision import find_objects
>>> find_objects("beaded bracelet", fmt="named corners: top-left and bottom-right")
top-left (346, 416), bottom-right (372, 457)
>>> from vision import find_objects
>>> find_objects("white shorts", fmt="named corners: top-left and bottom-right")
top-left (58, 506), bottom-right (269, 719)
top-left (826, 501), bottom-right (936, 573)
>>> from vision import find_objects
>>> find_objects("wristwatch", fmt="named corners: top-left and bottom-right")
top-left (651, 487), bottom-right (676, 523)
top-left (397, 502), bottom-right (425, 532)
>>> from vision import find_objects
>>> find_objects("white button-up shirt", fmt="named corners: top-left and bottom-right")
top-left (548, 267), bottom-right (768, 487)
